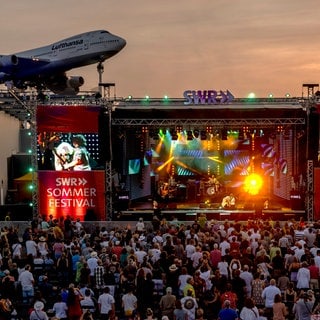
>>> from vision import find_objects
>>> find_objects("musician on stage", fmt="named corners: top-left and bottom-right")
top-left (209, 174), bottom-right (221, 193)
top-left (221, 193), bottom-right (236, 209)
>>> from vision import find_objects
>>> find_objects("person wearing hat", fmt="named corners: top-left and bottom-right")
top-left (29, 301), bottom-right (49, 320)
top-left (87, 251), bottom-right (98, 286)
top-left (181, 289), bottom-right (198, 320)
top-left (166, 263), bottom-right (180, 297)
top-left (37, 236), bottom-right (49, 257)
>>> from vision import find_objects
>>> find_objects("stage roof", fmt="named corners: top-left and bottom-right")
top-left (111, 98), bottom-right (306, 128)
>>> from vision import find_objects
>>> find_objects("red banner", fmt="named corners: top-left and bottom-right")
top-left (38, 170), bottom-right (106, 221)
top-left (37, 105), bottom-right (101, 133)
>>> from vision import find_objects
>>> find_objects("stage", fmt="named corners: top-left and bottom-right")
top-left (114, 196), bottom-right (306, 222)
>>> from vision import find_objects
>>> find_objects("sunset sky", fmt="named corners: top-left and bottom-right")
top-left (1, 0), bottom-right (320, 99)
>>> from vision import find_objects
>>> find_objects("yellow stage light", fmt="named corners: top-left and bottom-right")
top-left (244, 173), bottom-right (263, 195)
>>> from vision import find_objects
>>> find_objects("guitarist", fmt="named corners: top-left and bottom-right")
top-left (53, 142), bottom-right (74, 170)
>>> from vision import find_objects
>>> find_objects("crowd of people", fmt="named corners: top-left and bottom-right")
top-left (0, 214), bottom-right (320, 320)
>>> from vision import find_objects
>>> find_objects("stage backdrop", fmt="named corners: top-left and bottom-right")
top-left (37, 105), bottom-right (100, 133)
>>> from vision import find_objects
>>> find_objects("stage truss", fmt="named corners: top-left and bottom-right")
top-left (107, 98), bottom-right (311, 220)
top-left (112, 117), bottom-right (305, 127)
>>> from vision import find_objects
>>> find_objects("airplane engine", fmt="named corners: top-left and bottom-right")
top-left (0, 55), bottom-right (18, 68)
top-left (46, 75), bottom-right (85, 95)
top-left (66, 76), bottom-right (84, 90)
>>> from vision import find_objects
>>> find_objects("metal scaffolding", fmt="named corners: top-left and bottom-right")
top-left (306, 160), bottom-right (314, 222)
top-left (8, 90), bottom-right (39, 216)
top-left (112, 117), bottom-right (305, 128)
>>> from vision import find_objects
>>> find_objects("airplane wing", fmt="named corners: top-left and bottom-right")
top-left (0, 55), bottom-right (81, 93)
top-left (0, 54), bottom-right (51, 82)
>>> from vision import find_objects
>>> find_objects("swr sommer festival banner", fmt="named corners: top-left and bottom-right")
top-left (38, 170), bottom-right (105, 220)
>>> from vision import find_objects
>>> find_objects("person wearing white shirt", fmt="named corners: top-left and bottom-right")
top-left (136, 218), bottom-right (145, 233)
top-left (294, 243), bottom-right (305, 261)
top-left (240, 297), bottom-right (259, 320)
top-left (98, 286), bottom-right (115, 320)
top-left (12, 240), bottom-right (22, 259)
top-left (296, 261), bottom-right (311, 290)
top-left (18, 264), bottom-right (35, 304)
top-left (261, 279), bottom-right (281, 309)
top-left (122, 286), bottom-right (137, 318)
top-left (87, 252), bottom-right (98, 278)
top-left (152, 231), bottom-right (164, 245)
top-left (219, 239), bottom-right (231, 256)
top-left (52, 295), bottom-right (68, 320)
top-left (185, 239), bottom-right (196, 260)
top-left (314, 250), bottom-right (320, 268)
top-left (240, 265), bottom-right (254, 298)
top-left (217, 256), bottom-right (229, 278)
top-left (134, 246), bottom-right (147, 265)
top-left (190, 247), bottom-right (203, 270)
top-left (149, 243), bottom-right (161, 263)
top-left (25, 236), bottom-right (38, 257)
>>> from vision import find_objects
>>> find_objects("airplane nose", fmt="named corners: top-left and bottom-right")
top-left (118, 37), bottom-right (126, 50)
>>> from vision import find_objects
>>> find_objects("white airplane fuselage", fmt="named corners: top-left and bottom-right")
top-left (0, 29), bottom-right (126, 93)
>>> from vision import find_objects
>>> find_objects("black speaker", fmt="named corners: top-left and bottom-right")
top-left (7, 154), bottom-right (32, 189)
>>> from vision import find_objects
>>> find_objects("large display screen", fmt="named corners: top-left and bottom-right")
top-left (150, 130), bottom-right (276, 179)
top-left (37, 132), bottom-right (101, 171)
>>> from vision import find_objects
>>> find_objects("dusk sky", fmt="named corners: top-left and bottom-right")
top-left (1, 0), bottom-right (320, 99)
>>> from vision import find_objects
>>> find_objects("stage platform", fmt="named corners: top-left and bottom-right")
top-left (115, 198), bottom-right (306, 222)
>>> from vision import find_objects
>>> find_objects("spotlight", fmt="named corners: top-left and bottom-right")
top-left (206, 126), bottom-right (213, 133)
top-left (193, 130), bottom-right (199, 138)
top-left (187, 131), bottom-right (193, 140)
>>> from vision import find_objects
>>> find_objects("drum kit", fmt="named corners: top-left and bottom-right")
top-left (205, 176), bottom-right (221, 195)
top-left (207, 186), bottom-right (216, 195)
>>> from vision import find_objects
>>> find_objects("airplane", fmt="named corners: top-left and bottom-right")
top-left (0, 30), bottom-right (126, 94)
